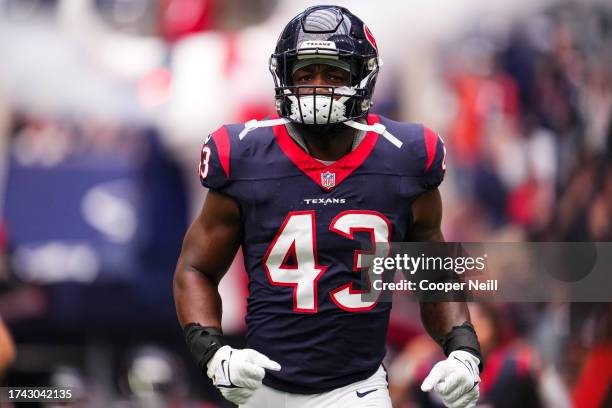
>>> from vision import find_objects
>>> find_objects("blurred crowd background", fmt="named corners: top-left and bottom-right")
top-left (0, 0), bottom-right (610, 407)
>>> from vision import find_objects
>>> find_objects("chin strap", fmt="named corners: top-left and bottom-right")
top-left (238, 117), bottom-right (403, 149)
top-left (343, 120), bottom-right (403, 148)
top-left (238, 117), bottom-right (291, 140)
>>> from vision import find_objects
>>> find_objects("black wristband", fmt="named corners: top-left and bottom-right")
top-left (442, 321), bottom-right (484, 371)
top-left (183, 323), bottom-right (226, 373)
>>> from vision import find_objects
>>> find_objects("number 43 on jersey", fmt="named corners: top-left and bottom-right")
top-left (263, 210), bottom-right (391, 313)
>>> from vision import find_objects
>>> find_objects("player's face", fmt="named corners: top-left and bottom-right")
top-left (292, 64), bottom-right (350, 96)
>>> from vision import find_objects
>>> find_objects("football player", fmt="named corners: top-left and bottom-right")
top-left (174, 5), bottom-right (482, 408)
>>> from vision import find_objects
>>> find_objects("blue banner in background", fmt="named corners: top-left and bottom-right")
top-left (3, 128), bottom-right (188, 325)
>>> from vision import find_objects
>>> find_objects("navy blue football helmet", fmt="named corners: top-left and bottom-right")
top-left (270, 6), bottom-right (381, 125)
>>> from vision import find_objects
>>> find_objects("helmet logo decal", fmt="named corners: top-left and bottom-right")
top-left (299, 40), bottom-right (337, 50)
top-left (321, 171), bottom-right (336, 189)
top-left (364, 25), bottom-right (378, 51)
top-left (298, 40), bottom-right (338, 57)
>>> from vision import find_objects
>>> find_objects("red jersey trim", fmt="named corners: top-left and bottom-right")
top-left (273, 115), bottom-right (381, 191)
top-left (423, 126), bottom-right (439, 172)
top-left (211, 126), bottom-right (231, 178)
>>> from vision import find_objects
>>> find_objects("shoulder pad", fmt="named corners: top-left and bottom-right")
top-left (377, 117), bottom-right (447, 190)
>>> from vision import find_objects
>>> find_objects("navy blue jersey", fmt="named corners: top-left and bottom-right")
top-left (199, 114), bottom-right (446, 394)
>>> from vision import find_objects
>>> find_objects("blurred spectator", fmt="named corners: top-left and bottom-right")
top-left (473, 304), bottom-right (544, 408)
top-left (442, 2), bottom-right (612, 243)
top-left (0, 317), bottom-right (16, 376)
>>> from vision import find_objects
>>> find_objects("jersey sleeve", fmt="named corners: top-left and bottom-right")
top-left (421, 126), bottom-right (447, 190)
top-left (199, 126), bottom-right (232, 191)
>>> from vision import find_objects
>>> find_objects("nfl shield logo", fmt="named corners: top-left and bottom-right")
top-left (321, 171), bottom-right (336, 189)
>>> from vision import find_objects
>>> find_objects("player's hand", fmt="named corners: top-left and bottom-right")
top-left (206, 345), bottom-right (281, 405)
top-left (420, 350), bottom-right (480, 408)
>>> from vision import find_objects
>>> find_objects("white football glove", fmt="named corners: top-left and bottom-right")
top-left (421, 350), bottom-right (480, 408)
top-left (206, 345), bottom-right (281, 405)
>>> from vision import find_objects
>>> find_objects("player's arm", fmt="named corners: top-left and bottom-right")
top-left (173, 189), bottom-right (241, 331)
top-left (408, 188), bottom-right (470, 347)
top-left (409, 189), bottom-right (482, 408)
top-left (173, 189), bottom-right (280, 405)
